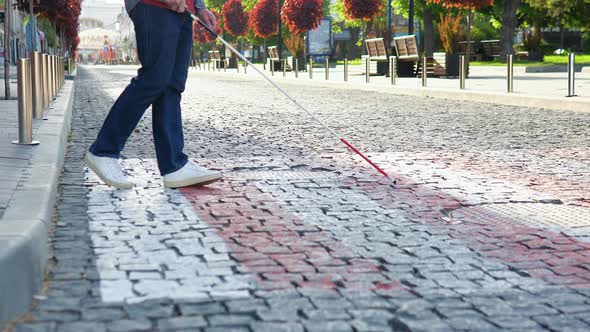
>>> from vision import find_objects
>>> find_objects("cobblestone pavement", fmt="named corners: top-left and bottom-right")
top-left (10, 65), bottom-right (590, 332)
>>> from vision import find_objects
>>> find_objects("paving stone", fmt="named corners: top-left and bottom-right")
top-left (205, 327), bottom-right (250, 332)
top-left (256, 308), bottom-right (300, 321)
top-left (302, 309), bottom-right (352, 321)
top-left (106, 319), bottom-right (153, 332)
top-left (125, 302), bottom-right (175, 319)
top-left (56, 321), bottom-right (107, 332)
top-left (179, 302), bottom-right (227, 316)
top-left (15, 322), bottom-right (57, 332)
top-left (304, 321), bottom-right (354, 332)
top-left (81, 307), bottom-right (125, 321)
top-left (224, 299), bottom-right (268, 313)
top-left (207, 314), bottom-right (255, 326)
top-left (249, 322), bottom-right (304, 332)
top-left (157, 316), bottom-right (208, 330)
top-left (487, 316), bottom-right (541, 329)
top-left (533, 315), bottom-right (590, 331)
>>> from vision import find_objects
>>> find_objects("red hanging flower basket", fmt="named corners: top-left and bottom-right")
top-left (250, 0), bottom-right (279, 38)
top-left (342, 0), bottom-right (383, 21)
top-left (281, 0), bottom-right (324, 34)
top-left (222, 0), bottom-right (250, 37)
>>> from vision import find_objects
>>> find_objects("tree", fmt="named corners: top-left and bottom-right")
top-left (500, 0), bottom-right (520, 59)
top-left (222, 0), bottom-right (250, 36)
top-left (523, 0), bottom-right (590, 49)
top-left (428, 0), bottom-right (493, 70)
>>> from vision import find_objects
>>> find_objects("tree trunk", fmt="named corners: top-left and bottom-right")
top-left (500, 0), bottom-right (520, 61)
top-left (4, 0), bottom-right (11, 99)
top-left (419, 0), bottom-right (434, 57)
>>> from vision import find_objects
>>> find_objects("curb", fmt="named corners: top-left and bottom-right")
top-left (192, 70), bottom-right (590, 113)
top-left (0, 78), bottom-right (76, 326)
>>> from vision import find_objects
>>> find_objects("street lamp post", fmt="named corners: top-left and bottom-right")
top-left (277, 0), bottom-right (282, 67)
top-left (408, 0), bottom-right (414, 35)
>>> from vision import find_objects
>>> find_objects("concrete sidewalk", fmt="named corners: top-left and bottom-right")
top-left (0, 73), bottom-right (75, 326)
top-left (191, 62), bottom-right (590, 112)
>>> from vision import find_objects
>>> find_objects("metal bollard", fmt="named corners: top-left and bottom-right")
top-left (460, 55), bottom-right (466, 90)
top-left (325, 57), bottom-right (329, 80)
top-left (309, 59), bottom-right (313, 79)
top-left (48, 56), bottom-right (54, 99)
top-left (365, 57), bottom-right (370, 83)
top-left (271, 60), bottom-right (274, 76)
top-left (223, 59), bottom-right (226, 72)
top-left (421, 57), bottom-right (427, 87)
top-left (42, 54), bottom-right (49, 107)
top-left (507, 54), bottom-right (513, 93)
top-left (294, 58), bottom-right (298, 78)
top-left (56, 57), bottom-right (60, 89)
top-left (236, 60), bottom-right (240, 73)
top-left (62, 58), bottom-right (65, 86)
top-left (283, 59), bottom-right (287, 77)
top-left (32, 52), bottom-right (44, 119)
top-left (58, 57), bottom-right (62, 88)
top-left (12, 58), bottom-right (39, 145)
top-left (389, 56), bottom-right (396, 85)
top-left (54, 56), bottom-right (58, 95)
top-left (244, 61), bottom-right (247, 74)
top-left (53, 56), bottom-right (58, 95)
top-left (344, 58), bottom-right (348, 82)
top-left (567, 53), bottom-right (576, 97)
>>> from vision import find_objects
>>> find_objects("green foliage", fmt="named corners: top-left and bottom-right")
top-left (242, 0), bottom-right (258, 10)
top-left (523, 0), bottom-right (590, 28)
top-left (38, 16), bottom-right (56, 47)
top-left (582, 31), bottom-right (590, 53)
top-left (437, 12), bottom-right (463, 52)
top-left (470, 12), bottom-right (500, 40)
top-left (205, 0), bottom-right (226, 11)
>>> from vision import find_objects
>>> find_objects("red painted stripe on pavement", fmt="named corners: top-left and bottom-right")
top-left (348, 166), bottom-right (590, 288)
top-left (180, 182), bottom-right (404, 292)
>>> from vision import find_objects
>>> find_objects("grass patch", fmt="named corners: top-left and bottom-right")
top-left (336, 59), bottom-right (364, 65)
top-left (470, 54), bottom-right (590, 66)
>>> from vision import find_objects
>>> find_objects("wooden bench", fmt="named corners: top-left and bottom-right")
top-left (457, 41), bottom-right (479, 61)
top-left (208, 50), bottom-right (228, 69)
top-left (364, 38), bottom-right (389, 75)
top-left (393, 35), bottom-right (419, 76)
top-left (267, 46), bottom-right (291, 71)
top-left (480, 40), bottom-right (500, 60)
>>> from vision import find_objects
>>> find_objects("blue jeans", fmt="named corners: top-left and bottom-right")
top-left (90, 3), bottom-right (192, 175)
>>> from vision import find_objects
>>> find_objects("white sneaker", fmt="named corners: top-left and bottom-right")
top-left (84, 152), bottom-right (134, 189)
top-left (163, 161), bottom-right (222, 188)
